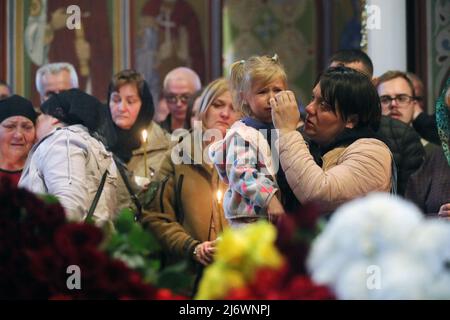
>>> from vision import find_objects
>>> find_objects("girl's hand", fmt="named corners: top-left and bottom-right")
top-left (267, 196), bottom-right (285, 224)
top-left (193, 240), bottom-right (218, 266)
top-left (271, 90), bottom-right (301, 133)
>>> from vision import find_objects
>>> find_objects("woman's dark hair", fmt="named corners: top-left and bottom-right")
top-left (315, 66), bottom-right (381, 131)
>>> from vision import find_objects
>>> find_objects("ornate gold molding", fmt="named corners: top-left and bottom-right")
top-left (360, 0), bottom-right (368, 52)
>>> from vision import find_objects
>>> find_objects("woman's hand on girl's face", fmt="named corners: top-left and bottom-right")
top-left (271, 90), bottom-right (301, 133)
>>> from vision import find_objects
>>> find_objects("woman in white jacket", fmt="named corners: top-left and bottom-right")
top-left (19, 89), bottom-right (118, 225)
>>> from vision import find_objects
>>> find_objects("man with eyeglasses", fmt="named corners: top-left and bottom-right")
top-left (377, 71), bottom-right (440, 147)
top-left (159, 67), bottom-right (202, 134)
top-left (376, 71), bottom-right (418, 125)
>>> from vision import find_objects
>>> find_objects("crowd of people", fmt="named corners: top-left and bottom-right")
top-left (0, 49), bottom-right (449, 296)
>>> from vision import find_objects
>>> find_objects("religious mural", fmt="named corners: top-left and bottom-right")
top-left (222, 0), bottom-right (316, 107)
top-left (133, 0), bottom-right (208, 104)
top-left (18, 0), bottom-right (113, 103)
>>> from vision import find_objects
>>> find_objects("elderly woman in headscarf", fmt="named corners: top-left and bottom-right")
top-left (19, 89), bottom-right (118, 225)
top-left (106, 69), bottom-right (169, 176)
top-left (406, 78), bottom-right (450, 216)
top-left (103, 69), bottom-right (170, 215)
top-left (0, 95), bottom-right (37, 186)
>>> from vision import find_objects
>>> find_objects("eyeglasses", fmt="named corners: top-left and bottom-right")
top-left (379, 94), bottom-right (415, 107)
top-left (164, 93), bottom-right (191, 104)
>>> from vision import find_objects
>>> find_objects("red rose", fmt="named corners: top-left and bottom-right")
top-left (53, 223), bottom-right (103, 259)
top-left (156, 288), bottom-right (187, 300)
top-left (27, 246), bottom-right (65, 284)
top-left (225, 287), bottom-right (256, 300)
top-left (285, 276), bottom-right (335, 300)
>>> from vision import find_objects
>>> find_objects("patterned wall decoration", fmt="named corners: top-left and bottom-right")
top-left (429, 0), bottom-right (450, 106)
top-left (222, 0), bottom-right (317, 106)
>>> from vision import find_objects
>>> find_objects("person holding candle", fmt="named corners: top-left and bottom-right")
top-left (105, 69), bottom-right (170, 211)
top-left (142, 78), bottom-right (239, 295)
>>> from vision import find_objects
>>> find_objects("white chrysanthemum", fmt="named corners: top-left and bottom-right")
top-left (334, 260), bottom-right (372, 300)
top-left (408, 220), bottom-right (450, 299)
top-left (330, 252), bottom-right (434, 300)
top-left (425, 274), bottom-right (450, 299)
top-left (409, 220), bottom-right (450, 274)
top-left (308, 194), bottom-right (423, 285)
top-left (370, 252), bottom-right (431, 300)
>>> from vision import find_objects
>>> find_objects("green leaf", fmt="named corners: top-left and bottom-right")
top-left (128, 224), bottom-right (160, 253)
top-left (156, 262), bottom-right (192, 291)
top-left (104, 234), bottom-right (128, 253)
top-left (37, 194), bottom-right (60, 205)
top-left (115, 209), bottom-right (135, 233)
top-left (148, 259), bottom-right (161, 271)
top-left (140, 181), bottom-right (160, 209)
top-left (112, 252), bottom-right (146, 269)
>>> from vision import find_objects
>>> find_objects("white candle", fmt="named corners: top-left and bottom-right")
top-left (142, 129), bottom-right (148, 178)
top-left (216, 189), bottom-right (223, 204)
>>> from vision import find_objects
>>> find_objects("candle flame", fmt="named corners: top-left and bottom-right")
top-left (142, 129), bottom-right (148, 142)
top-left (216, 190), bottom-right (223, 203)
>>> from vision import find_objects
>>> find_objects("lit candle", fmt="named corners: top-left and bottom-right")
top-left (142, 129), bottom-right (148, 178)
top-left (216, 189), bottom-right (223, 204)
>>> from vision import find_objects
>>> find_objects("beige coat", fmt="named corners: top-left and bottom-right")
top-left (279, 131), bottom-right (392, 213)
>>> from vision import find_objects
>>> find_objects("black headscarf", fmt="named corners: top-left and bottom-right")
top-left (0, 95), bottom-right (37, 124)
top-left (40, 89), bottom-right (102, 133)
top-left (105, 80), bottom-right (154, 163)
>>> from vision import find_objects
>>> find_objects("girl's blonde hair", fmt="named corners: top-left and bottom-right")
top-left (229, 54), bottom-right (287, 116)
top-left (198, 77), bottom-right (231, 125)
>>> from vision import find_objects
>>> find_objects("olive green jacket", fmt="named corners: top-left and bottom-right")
top-left (142, 133), bottom-right (228, 262)
top-left (116, 121), bottom-right (171, 212)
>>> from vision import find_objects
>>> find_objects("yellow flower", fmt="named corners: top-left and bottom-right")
top-left (242, 222), bottom-right (283, 274)
top-left (252, 240), bottom-right (283, 268)
top-left (197, 221), bottom-right (284, 299)
top-left (215, 227), bottom-right (249, 266)
top-left (195, 264), bottom-right (245, 300)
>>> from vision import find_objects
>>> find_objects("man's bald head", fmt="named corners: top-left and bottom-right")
top-left (162, 67), bottom-right (202, 126)
top-left (163, 67), bottom-right (201, 92)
